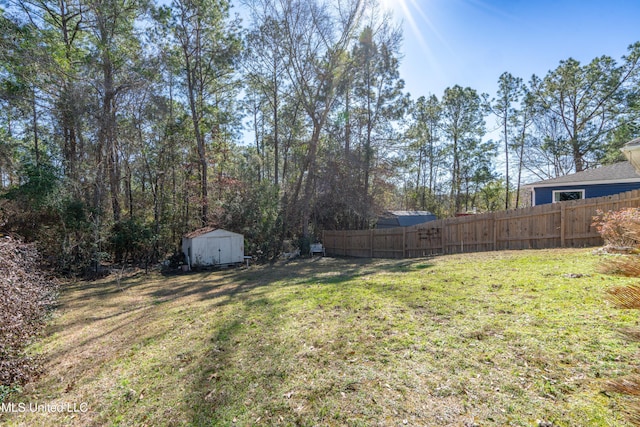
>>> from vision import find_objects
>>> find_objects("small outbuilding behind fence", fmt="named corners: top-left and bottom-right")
top-left (376, 210), bottom-right (437, 229)
top-left (182, 228), bottom-right (244, 268)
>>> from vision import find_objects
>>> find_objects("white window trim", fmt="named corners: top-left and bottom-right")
top-left (552, 189), bottom-right (585, 203)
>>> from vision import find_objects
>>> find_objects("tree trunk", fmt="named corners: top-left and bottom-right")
top-left (515, 116), bottom-right (527, 208)
top-left (273, 72), bottom-right (279, 186)
top-left (503, 115), bottom-right (509, 210)
top-left (103, 65), bottom-right (121, 222)
top-left (185, 52), bottom-right (208, 226)
top-left (252, 101), bottom-right (261, 182)
top-left (300, 122), bottom-right (321, 238)
top-left (345, 87), bottom-right (351, 157)
top-left (573, 139), bottom-right (584, 172)
top-left (451, 136), bottom-right (460, 213)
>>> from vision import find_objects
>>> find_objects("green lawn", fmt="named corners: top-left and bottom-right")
top-left (2, 249), bottom-right (640, 426)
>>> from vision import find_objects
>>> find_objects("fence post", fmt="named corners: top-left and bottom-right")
top-left (560, 203), bottom-right (566, 248)
top-left (441, 220), bottom-right (446, 254)
top-left (402, 227), bottom-right (406, 258)
top-left (492, 214), bottom-right (498, 250)
top-left (343, 232), bottom-right (346, 256)
top-left (370, 229), bottom-right (374, 258)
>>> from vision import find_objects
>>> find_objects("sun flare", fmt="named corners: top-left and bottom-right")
top-left (379, 0), bottom-right (435, 55)
top-left (375, 0), bottom-right (451, 89)
top-left (379, 0), bottom-right (405, 13)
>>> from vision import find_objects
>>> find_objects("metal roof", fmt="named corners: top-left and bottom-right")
top-left (377, 211), bottom-right (437, 228)
top-left (385, 210), bottom-right (435, 216)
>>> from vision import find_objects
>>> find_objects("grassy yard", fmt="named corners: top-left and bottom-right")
top-left (2, 249), bottom-right (640, 426)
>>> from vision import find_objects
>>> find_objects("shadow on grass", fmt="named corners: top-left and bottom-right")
top-left (15, 250), bottom-right (637, 426)
top-left (53, 256), bottom-right (435, 361)
top-left (27, 255), bottom-right (435, 426)
top-left (157, 256), bottom-right (437, 315)
top-left (150, 256), bottom-right (435, 307)
top-left (180, 256), bottom-right (437, 425)
top-left (185, 287), bottom-right (305, 425)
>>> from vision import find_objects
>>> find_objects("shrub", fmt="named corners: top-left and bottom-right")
top-left (597, 209), bottom-right (640, 424)
top-left (0, 235), bottom-right (57, 400)
top-left (606, 285), bottom-right (640, 425)
top-left (216, 181), bottom-right (282, 261)
top-left (592, 208), bottom-right (640, 248)
top-left (1, 160), bottom-right (97, 275)
top-left (110, 219), bottom-right (154, 264)
top-left (297, 235), bottom-right (311, 257)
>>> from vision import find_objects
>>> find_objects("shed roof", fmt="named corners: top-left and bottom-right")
top-left (183, 227), bottom-right (242, 239)
top-left (386, 210), bottom-right (435, 216)
top-left (184, 227), bottom-right (217, 239)
top-left (377, 210), bottom-right (437, 228)
top-left (626, 137), bottom-right (640, 148)
top-left (527, 161), bottom-right (640, 188)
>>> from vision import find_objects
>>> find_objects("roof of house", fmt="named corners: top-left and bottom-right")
top-left (527, 161), bottom-right (640, 188)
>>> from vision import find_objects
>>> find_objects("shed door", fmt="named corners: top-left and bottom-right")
top-left (205, 236), bottom-right (232, 265)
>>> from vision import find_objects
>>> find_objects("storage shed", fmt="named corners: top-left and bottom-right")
top-left (376, 210), bottom-right (437, 229)
top-left (182, 228), bottom-right (244, 268)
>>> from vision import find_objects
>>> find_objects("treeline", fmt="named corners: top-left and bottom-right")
top-left (0, 0), bottom-right (639, 269)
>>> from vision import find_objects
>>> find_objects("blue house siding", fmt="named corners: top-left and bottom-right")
top-left (534, 182), bottom-right (640, 205)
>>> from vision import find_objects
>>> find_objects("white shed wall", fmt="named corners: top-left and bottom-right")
top-left (182, 229), bottom-right (244, 267)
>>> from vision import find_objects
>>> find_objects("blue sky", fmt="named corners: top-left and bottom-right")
top-left (387, 0), bottom-right (640, 101)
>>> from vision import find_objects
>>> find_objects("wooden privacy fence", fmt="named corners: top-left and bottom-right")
top-left (322, 189), bottom-right (640, 259)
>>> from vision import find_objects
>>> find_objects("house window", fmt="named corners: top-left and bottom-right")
top-left (552, 189), bottom-right (585, 203)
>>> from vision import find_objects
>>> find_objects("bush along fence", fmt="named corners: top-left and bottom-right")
top-left (322, 189), bottom-right (640, 259)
